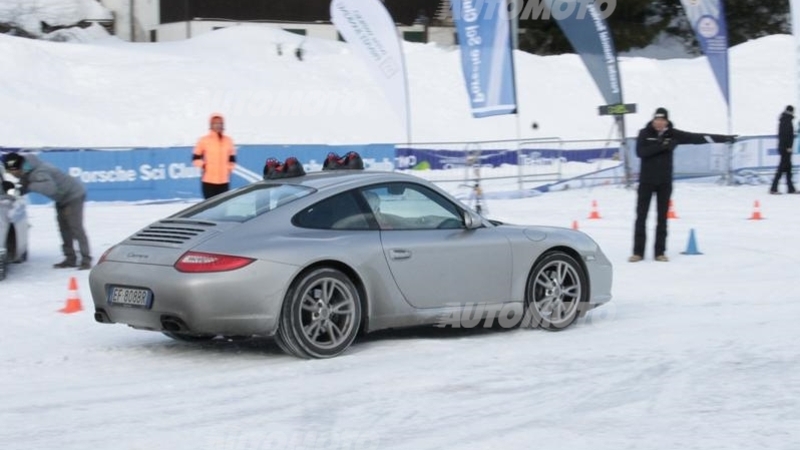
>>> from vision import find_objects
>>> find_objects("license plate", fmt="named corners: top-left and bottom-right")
top-left (108, 286), bottom-right (153, 308)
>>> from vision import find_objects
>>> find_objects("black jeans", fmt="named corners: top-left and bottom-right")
top-left (55, 195), bottom-right (91, 264)
top-left (202, 182), bottom-right (229, 200)
top-left (633, 182), bottom-right (672, 257)
top-left (770, 153), bottom-right (795, 193)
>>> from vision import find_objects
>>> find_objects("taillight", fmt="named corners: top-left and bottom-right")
top-left (97, 246), bottom-right (117, 264)
top-left (174, 251), bottom-right (255, 273)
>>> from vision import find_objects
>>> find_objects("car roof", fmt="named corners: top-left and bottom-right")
top-left (262, 170), bottom-right (423, 191)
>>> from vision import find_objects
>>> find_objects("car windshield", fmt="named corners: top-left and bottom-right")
top-left (176, 183), bottom-right (315, 223)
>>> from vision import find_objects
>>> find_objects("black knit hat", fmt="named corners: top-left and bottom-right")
top-left (785, 105), bottom-right (794, 115)
top-left (2, 152), bottom-right (24, 171)
top-left (653, 107), bottom-right (669, 120)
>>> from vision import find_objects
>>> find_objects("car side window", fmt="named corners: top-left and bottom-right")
top-left (362, 183), bottom-right (464, 230)
top-left (293, 192), bottom-right (372, 230)
top-left (178, 184), bottom-right (314, 223)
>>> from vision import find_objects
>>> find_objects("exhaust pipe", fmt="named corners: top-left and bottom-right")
top-left (94, 309), bottom-right (112, 324)
top-left (161, 315), bottom-right (189, 332)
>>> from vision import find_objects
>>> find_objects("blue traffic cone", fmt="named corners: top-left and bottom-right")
top-left (681, 228), bottom-right (703, 255)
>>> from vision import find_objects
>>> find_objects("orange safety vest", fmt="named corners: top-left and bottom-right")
top-left (193, 131), bottom-right (236, 184)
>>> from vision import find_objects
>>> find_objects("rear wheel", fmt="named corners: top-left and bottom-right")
top-left (275, 267), bottom-right (361, 359)
top-left (524, 251), bottom-right (588, 330)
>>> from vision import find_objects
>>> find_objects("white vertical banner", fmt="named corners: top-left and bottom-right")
top-left (679, 0), bottom-right (730, 107)
top-left (791, 0), bottom-right (800, 111)
top-left (330, 0), bottom-right (411, 143)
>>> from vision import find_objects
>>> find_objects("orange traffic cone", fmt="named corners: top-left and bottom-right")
top-left (571, 220), bottom-right (579, 230)
top-left (748, 200), bottom-right (763, 220)
top-left (588, 200), bottom-right (601, 219)
top-left (667, 200), bottom-right (679, 219)
top-left (58, 277), bottom-right (83, 314)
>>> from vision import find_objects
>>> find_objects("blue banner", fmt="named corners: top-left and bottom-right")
top-left (6, 145), bottom-right (395, 205)
top-left (545, 0), bottom-right (622, 106)
top-left (680, 0), bottom-right (729, 105)
top-left (452, 0), bottom-right (518, 118)
top-left (395, 148), bottom-right (517, 170)
top-left (394, 146), bottom-right (612, 170)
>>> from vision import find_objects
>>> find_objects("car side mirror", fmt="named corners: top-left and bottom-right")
top-left (462, 210), bottom-right (482, 229)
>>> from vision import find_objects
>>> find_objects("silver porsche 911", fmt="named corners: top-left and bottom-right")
top-left (89, 168), bottom-right (612, 358)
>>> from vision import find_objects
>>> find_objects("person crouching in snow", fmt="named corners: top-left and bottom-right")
top-left (2, 152), bottom-right (92, 270)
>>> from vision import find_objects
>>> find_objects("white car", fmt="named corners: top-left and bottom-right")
top-left (0, 174), bottom-right (29, 280)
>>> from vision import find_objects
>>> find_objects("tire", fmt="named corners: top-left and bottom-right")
top-left (162, 331), bottom-right (217, 342)
top-left (524, 251), bottom-right (588, 331)
top-left (275, 267), bottom-right (362, 359)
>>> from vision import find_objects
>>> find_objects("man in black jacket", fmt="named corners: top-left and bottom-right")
top-left (769, 105), bottom-right (796, 194)
top-left (630, 107), bottom-right (734, 263)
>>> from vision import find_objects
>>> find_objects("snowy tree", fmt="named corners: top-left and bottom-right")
top-left (0, 0), bottom-right (112, 42)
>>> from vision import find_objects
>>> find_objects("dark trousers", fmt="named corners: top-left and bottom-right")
top-left (633, 182), bottom-right (672, 257)
top-left (56, 195), bottom-right (91, 263)
top-left (202, 182), bottom-right (229, 200)
top-left (770, 153), bottom-right (795, 193)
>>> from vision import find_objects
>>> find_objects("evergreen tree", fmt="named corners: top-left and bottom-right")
top-left (518, 0), bottom-right (790, 56)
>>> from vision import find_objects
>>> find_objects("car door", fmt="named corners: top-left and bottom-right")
top-left (364, 183), bottom-right (513, 309)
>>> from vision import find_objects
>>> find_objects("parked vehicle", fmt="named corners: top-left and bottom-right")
top-left (0, 175), bottom-right (30, 280)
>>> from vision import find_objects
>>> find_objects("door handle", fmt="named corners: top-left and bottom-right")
top-left (389, 249), bottom-right (412, 260)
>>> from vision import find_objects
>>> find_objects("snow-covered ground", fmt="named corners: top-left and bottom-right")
top-left (1, 13), bottom-right (799, 450)
top-left (2, 181), bottom-right (799, 450)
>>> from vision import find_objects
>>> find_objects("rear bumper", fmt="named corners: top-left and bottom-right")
top-left (88, 259), bottom-right (298, 337)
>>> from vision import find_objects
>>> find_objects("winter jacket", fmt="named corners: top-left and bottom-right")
top-left (16, 154), bottom-right (85, 205)
top-left (777, 112), bottom-right (794, 154)
top-left (192, 114), bottom-right (236, 184)
top-left (636, 121), bottom-right (731, 185)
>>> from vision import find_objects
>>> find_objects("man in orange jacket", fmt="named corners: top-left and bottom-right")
top-left (192, 113), bottom-right (236, 199)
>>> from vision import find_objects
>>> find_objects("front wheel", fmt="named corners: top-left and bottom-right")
top-left (275, 268), bottom-right (362, 359)
top-left (524, 251), bottom-right (588, 331)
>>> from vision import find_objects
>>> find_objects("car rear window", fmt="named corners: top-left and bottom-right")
top-left (176, 184), bottom-right (315, 223)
